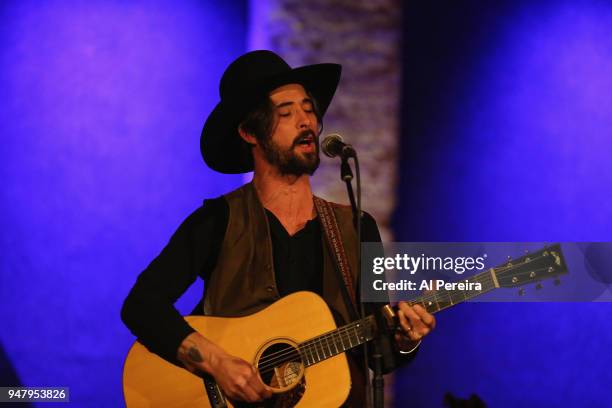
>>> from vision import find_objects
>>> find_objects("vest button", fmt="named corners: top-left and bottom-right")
top-left (266, 286), bottom-right (274, 292)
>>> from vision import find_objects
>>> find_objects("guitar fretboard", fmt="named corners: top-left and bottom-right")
top-left (298, 316), bottom-right (376, 367)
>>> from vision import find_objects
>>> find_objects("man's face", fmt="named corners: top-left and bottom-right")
top-left (260, 83), bottom-right (320, 176)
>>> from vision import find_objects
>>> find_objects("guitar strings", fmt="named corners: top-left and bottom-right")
top-left (259, 324), bottom-right (370, 378)
top-left (258, 265), bottom-right (549, 372)
top-left (258, 263), bottom-right (554, 372)
top-left (265, 253), bottom-right (552, 365)
top-left (255, 317), bottom-right (372, 367)
top-left (257, 322), bottom-right (370, 373)
top-left (256, 253), bottom-right (559, 372)
top-left (258, 321), bottom-right (372, 373)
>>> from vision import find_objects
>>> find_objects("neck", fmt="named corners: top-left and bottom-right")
top-left (252, 166), bottom-right (315, 235)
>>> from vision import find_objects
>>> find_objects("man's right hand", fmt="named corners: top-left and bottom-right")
top-left (177, 331), bottom-right (273, 403)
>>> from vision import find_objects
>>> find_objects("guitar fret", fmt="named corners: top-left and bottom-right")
top-left (433, 292), bottom-right (440, 312)
top-left (318, 337), bottom-right (326, 360)
top-left (332, 332), bottom-right (340, 354)
top-left (304, 342), bottom-right (312, 365)
top-left (322, 338), bottom-right (328, 357)
top-left (339, 330), bottom-right (346, 351)
top-left (301, 347), bottom-right (310, 365)
top-left (314, 340), bottom-right (321, 362)
top-left (343, 327), bottom-right (351, 349)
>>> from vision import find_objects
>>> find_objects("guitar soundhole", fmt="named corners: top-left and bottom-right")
top-left (257, 341), bottom-right (304, 391)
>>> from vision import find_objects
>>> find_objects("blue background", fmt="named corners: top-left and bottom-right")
top-left (1, 0), bottom-right (610, 406)
top-left (395, 1), bottom-right (611, 407)
top-left (1, 1), bottom-right (246, 406)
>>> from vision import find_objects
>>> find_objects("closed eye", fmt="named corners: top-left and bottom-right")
top-left (302, 100), bottom-right (314, 113)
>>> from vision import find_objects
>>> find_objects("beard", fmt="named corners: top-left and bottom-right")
top-left (260, 130), bottom-right (320, 176)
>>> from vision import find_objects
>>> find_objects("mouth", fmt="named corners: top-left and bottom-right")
top-left (294, 133), bottom-right (316, 149)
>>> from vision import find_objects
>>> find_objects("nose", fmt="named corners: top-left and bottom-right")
top-left (296, 108), bottom-right (312, 129)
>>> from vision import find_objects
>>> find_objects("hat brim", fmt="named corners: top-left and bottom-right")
top-left (201, 63), bottom-right (341, 174)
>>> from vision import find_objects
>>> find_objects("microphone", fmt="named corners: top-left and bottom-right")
top-left (321, 134), bottom-right (356, 158)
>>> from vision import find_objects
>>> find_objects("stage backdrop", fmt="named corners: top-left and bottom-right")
top-left (2, 0), bottom-right (611, 407)
top-left (395, 1), bottom-right (612, 407)
top-left (0, 1), bottom-right (246, 405)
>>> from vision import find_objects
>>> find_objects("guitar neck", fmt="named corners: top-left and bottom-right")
top-left (406, 269), bottom-right (499, 314)
top-left (404, 243), bottom-right (567, 314)
top-left (298, 315), bottom-right (376, 367)
top-left (297, 245), bottom-right (567, 366)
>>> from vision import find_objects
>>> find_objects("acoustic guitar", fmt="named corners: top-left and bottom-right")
top-left (123, 244), bottom-right (568, 407)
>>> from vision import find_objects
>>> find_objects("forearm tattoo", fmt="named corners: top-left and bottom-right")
top-left (185, 341), bottom-right (204, 363)
top-left (188, 346), bottom-right (203, 363)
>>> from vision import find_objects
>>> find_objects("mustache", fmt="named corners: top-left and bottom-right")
top-left (292, 130), bottom-right (317, 148)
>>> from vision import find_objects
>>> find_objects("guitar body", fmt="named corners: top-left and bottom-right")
top-left (123, 291), bottom-right (351, 407)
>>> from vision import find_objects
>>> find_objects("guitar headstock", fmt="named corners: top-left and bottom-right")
top-left (494, 244), bottom-right (568, 288)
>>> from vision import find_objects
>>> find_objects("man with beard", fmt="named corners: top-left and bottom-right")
top-left (121, 51), bottom-right (435, 406)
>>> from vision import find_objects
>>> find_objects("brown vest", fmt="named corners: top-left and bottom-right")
top-left (202, 182), bottom-right (368, 406)
top-left (203, 182), bottom-right (359, 326)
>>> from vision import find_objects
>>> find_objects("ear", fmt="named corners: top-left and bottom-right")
top-left (238, 126), bottom-right (258, 146)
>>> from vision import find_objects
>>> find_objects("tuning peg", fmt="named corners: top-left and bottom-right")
top-left (535, 283), bottom-right (543, 290)
top-left (518, 288), bottom-right (525, 296)
top-left (554, 278), bottom-right (561, 286)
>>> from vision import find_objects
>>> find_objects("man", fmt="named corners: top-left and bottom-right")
top-left (121, 50), bottom-right (435, 406)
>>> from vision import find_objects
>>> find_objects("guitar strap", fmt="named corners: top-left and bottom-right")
top-left (313, 196), bottom-right (360, 321)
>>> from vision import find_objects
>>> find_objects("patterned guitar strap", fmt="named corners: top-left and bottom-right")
top-left (313, 196), bottom-right (360, 321)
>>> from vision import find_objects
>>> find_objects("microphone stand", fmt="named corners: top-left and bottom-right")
top-left (339, 153), bottom-right (384, 408)
top-left (340, 158), bottom-right (358, 228)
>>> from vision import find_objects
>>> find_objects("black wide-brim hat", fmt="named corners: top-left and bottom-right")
top-left (201, 50), bottom-right (342, 174)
